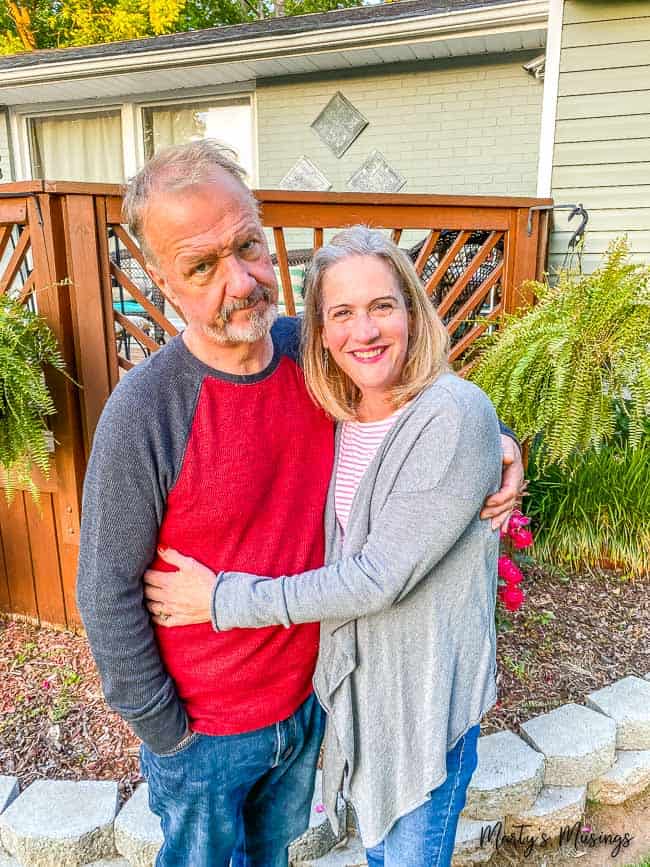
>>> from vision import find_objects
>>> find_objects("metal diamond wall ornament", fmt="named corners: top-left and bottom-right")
top-left (346, 150), bottom-right (406, 193)
top-left (311, 92), bottom-right (369, 158)
top-left (279, 157), bottom-right (332, 192)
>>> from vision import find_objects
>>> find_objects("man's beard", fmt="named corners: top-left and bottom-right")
top-left (201, 285), bottom-right (278, 345)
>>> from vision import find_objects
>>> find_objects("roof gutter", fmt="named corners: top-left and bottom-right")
top-left (0, 0), bottom-right (547, 86)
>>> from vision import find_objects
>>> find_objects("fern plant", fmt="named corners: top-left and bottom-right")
top-left (0, 293), bottom-right (66, 500)
top-left (469, 238), bottom-right (650, 467)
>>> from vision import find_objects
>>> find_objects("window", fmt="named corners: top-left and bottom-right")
top-left (29, 110), bottom-right (124, 183)
top-left (142, 98), bottom-right (254, 181)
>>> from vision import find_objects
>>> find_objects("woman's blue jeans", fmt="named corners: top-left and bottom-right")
top-left (140, 693), bottom-right (325, 867)
top-left (365, 725), bottom-right (480, 867)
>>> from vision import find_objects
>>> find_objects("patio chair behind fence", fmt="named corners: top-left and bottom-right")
top-left (0, 183), bottom-right (551, 630)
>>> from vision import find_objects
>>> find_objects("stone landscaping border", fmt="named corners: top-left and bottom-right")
top-left (0, 673), bottom-right (649, 867)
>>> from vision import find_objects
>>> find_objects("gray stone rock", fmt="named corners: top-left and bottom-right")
top-left (87, 861), bottom-right (131, 866)
top-left (463, 731), bottom-right (544, 819)
top-left (0, 847), bottom-right (19, 867)
top-left (587, 676), bottom-right (650, 749)
top-left (114, 783), bottom-right (162, 867)
top-left (587, 750), bottom-right (650, 805)
top-left (452, 815), bottom-right (502, 865)
top-left (505, 786), bottom-right (586, 840)
top-left (290, 771), bottom-right (338, 863)
top-left (0, 780), bottom-right (18, 816)
top-left (520, 703), bottom-right (616, 785)
top-left (294, 834), bottom-right (367, 866)
top-left (0, 780), bottom-right (119, 867)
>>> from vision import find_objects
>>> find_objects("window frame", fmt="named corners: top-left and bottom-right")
top-left (8, 87), bottom-right (257, 185)
top-left (136, 92), bottom-right (257, 185)
top-left (25, 105), bottom-right (126, 183)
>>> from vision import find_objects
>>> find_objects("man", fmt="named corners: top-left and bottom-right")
top-left (77, 139), bottom-right (522, 867)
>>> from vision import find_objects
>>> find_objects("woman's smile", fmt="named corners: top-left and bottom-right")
top-left (348, 346), bottom-right (389, 362)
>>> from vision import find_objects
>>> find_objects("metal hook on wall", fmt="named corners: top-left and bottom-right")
top-left (527, 203), bottom-right (589, 248)
top-left (527, 203), bottom-right (589, 273)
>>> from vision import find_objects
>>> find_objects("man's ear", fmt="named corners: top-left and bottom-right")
top-left (146, 264), bottom-right (179, 308)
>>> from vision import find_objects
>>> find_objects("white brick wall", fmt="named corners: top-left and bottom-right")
top-left (257, 55), bottom-right (543, 196)
top-left (0, 110), bottom-right (14, 182)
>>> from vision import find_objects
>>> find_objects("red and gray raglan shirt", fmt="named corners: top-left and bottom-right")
top-left (77, 317), bottom-right (335, 755)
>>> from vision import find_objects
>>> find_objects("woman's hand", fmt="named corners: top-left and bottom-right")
top-left (480, 436), bottom-right (526, 530)
top-left (143, 547), bottom-right (217, 627)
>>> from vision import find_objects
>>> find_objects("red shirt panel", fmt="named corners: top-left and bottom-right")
top-left (153, 356), bottom-right (334, 734)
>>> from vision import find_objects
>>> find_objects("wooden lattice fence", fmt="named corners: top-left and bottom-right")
top-left (0, 183), bottom-right (551, 629)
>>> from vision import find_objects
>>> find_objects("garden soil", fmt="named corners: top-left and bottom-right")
top-left (0, 567), bottom-right (648, 863)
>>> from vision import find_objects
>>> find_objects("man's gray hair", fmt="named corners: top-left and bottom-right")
top-left (122, 139), bottom-right (255, 263)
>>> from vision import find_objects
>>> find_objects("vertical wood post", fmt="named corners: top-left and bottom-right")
top-left (511, 207), bottom-right (539, 310)
top-left (28, 193), bottom-right (87, 629)
top-left (62, 194), bottom-right (114, 458)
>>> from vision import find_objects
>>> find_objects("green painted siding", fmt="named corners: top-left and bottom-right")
top-left (551, 0), bottom-right (650, 270)
top-left (256, 54), bottom-right (543, 197)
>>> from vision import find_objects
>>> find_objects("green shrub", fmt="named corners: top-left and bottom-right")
top-left (469, 239), bottom-right (650, 574)
top-left (0, 293), bottom-right (66, 500)
top-left (470, 238), bottom-right (650, 468)
top-left (526, 437), bottom-right (650, 576)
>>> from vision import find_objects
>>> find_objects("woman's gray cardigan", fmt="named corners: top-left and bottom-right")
top-left (212, 373), bottom-right (502, 848)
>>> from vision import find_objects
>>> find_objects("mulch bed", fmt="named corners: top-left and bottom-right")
top-left (481, 565), bottom-right (649, 735)
top-left (1, 566), bottom-right (648, 803)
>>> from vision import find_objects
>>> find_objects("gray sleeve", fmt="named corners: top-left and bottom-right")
top-left (76, 376), bottom-right (188, 755)
top-left (211, 392), bottom-right (502, 630)
top-left (498, 419), bottom-right (518, 445)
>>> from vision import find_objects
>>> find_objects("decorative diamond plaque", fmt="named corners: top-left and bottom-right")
top-left (346, 150), bottom-right (406, 193)
top-left (311, 92), bottom-right (368, 158)
top-left (279, 156), bottom-right (332, 192)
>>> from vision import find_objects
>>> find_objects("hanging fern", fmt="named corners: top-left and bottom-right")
top-left (0, 294), bottom-right (67, 500)
top-left (469, 238), bottom-right (650, 468)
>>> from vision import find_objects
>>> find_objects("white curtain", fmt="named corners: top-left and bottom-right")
top-left (146, 108), bottom-right (206, 152)
top-left (30, 111), bottom-right (124, 183)
top-left (145, 101), bottom-right (254, 181)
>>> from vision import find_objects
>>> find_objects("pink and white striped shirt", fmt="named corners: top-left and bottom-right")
top-left (334, 407), bottom-right (406, 533)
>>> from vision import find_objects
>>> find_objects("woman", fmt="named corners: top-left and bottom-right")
top-left (144, 226), bottom-right (502, 866)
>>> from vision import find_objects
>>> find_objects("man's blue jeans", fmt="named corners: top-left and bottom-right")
top-left (365, 724), bottom-right (480, 867)
top-left (140, 693), bottom-right (325, 867)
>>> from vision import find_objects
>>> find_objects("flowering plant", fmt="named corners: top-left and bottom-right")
top-left (497, 510), bottom-right (533, 613)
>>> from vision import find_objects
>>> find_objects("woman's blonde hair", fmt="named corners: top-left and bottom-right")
top-left (302, 225), bottom-right (450, 421)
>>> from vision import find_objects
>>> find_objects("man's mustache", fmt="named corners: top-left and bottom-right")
top-left (219, 285), bottom-right (273, 324)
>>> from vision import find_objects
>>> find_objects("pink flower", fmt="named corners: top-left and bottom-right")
top-left (510, 528), bottom-right (534, 550)
top-left (314, 803), bottom-right (325, 814)
top-left (499, 585), bottom-right (525, 612)
top-left (505, 569), bottom-right (523, 585)
top-left (508, 510), bottom-right (530, 531)
top-left (41, 679), bottom-right (52, 690)
top-left (498, 557), bottom-right (523, 584)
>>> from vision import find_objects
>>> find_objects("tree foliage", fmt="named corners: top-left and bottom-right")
top-left (1, 0), bottom-right (365, 54)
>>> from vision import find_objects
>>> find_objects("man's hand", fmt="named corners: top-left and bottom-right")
top-left (481, 435), bottom-right (525, 530)
top-left (143, 548), bottom-right (217, 627)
